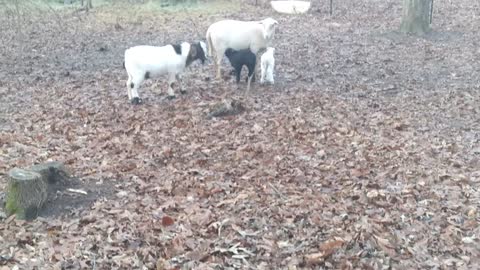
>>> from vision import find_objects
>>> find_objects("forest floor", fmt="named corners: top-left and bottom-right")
top-left (0, 0), bottom-right (479, 269)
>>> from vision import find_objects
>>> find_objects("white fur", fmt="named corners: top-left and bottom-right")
top-left (206, 17), bottom-right (278, 91)
top-left (261, 47), bottom-right (275, 84)
top-left (124, 41), bottom-right (206, 102)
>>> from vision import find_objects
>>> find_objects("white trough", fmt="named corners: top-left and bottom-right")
top-left (270, 1), bottom-right (311, 14)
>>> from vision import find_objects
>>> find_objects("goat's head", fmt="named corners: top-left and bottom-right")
top-left (261, 18), bottom-right (279, 40)
top-left (225, 48), bottom-right (235, 58)
top-left (186, 41), bottom-right (207, 67)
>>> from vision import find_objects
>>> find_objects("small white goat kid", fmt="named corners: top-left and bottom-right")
top-left (123, 41), bottom-right (207, 104)
top-left (260, 47), bottom-right (275, 84)
top-left (206, 17), bottom-right (278, 91)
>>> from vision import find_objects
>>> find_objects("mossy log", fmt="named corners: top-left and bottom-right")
top-left (5, 168), bottom-right (48, 220)
top-left (29, 161), bottom-right (70, 184)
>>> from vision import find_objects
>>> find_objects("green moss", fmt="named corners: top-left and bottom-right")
top-left (5, 168), bottom-right (46, 220)
top-left (5, 181), bottom-right (25, 219)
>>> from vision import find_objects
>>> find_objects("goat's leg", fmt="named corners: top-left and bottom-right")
top-left (235, 67), bottom-right (241, 83)
top-left (126, 75), bottom-right (133, 100)
top-left (215, 49), bottom-right (225, 80)
top-left (212, 53), bottom-right (219, 80)
top-left (167, 73), bottom-right (176, 100)
top-left (246, 65), bottom-right (256, 88)
top-left (129, 76), bottom-right (143, 105)
top-left (267, 65), bottom-right (274, 84)
top-left (130, 85), bottom-right (142, 105)
top-left (216, 56), bottom-right (222, 79)
top-left (177, 74), bottom-right (187, 95)
top-left (247, 54), bottom-right (260, 92)
top-left (260, 62), bottom-right (266, 84)
top-left (246, 66), bottom-right (256, 83)
top-left (255, 54), bottom-right (261, 79)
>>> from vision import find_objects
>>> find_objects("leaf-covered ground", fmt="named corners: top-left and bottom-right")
top-left (1, 0), bottom-right (479, 269)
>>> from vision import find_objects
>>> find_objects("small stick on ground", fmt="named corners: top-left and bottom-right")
top-left (66, 188), bottom-right (88, 195)
top-left (268, 182), bottom-right (287, 200)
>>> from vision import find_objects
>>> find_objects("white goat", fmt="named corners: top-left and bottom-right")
top-left (123, 41), bottom-right (207, 104)
top-left (260, 47), bottom-right (275, 85)
top-left (206, 17), bottom-right (278, 91)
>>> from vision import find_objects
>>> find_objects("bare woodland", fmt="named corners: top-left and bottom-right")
top-left (0, 0), bottom-right (479, 269)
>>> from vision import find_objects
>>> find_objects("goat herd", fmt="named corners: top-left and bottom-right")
top-left (123, 17), bottom-right (279, 104)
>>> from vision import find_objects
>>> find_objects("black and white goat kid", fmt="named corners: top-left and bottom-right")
top-left (123, 41), bottom-right (207, 104)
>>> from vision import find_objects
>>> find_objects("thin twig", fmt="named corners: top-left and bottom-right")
top-left (67, 188), bottom-right (88, 195)
top-left (268, 182), bottom-right (287, 200)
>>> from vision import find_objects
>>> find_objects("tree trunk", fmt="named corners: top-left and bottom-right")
top-left (5, 168), bottom-right (48, 220)
top-left (400, 0), bottom-right (431, 35)
top-left (84, 0), bottom-right (92, 11)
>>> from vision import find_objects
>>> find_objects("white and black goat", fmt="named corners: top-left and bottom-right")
top-left (206, 18), bottom-right (278, 91)
top-left (123, 41), bottom-right (207, 104)
top-left (224, 48), bottom-right (256, 83)
top-left (260, 47), bottom-right (275, 85)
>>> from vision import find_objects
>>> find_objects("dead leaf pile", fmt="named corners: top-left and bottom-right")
top-left (1, 0), bottom-right (479, 268)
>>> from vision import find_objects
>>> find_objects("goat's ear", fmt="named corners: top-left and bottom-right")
top-left (198, 41), bottom-right (207, 55)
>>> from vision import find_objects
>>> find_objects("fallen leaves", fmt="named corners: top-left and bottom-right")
top-left (161, 216), bottom-right (175, 227)
top-left (1, 1), bottom-right (480, 269)
top-left (304, 239), bottom-right (345, 266)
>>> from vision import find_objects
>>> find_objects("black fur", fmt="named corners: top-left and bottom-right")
top-left (186, 42), bottom-right (207, 67)
top-left (172, 44), bottom-right (182, 55)
top-left (224, 48), bottom-right (256, 83)
top-left (144, 71), bottom-right (150, 80)
top-left (130, 82), bottom-right (134, 88)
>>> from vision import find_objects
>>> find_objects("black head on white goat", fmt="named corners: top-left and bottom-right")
top-left (186, 41), bottom-right (207, 67)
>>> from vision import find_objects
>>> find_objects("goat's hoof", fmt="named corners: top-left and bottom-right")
top-left (131, 97), bottom-right (143, 105)
top-left (166, 95), bottom-right (176, 100)
top-left (180, 90), bottom-right (187, 95)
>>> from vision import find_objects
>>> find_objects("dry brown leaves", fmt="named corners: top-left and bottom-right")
top-left (1, 0), bottom-right (480, 269)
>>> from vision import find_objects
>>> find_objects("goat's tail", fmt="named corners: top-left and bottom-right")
top-left (206, 29), bottom-right (213, 58)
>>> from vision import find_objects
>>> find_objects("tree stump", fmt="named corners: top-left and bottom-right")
top-left (400, 0), bottom-right (431, 35)
top-left (5, 168), bottom-right (48, 220)
top-left (29, 161), bottom-right (70, 184)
